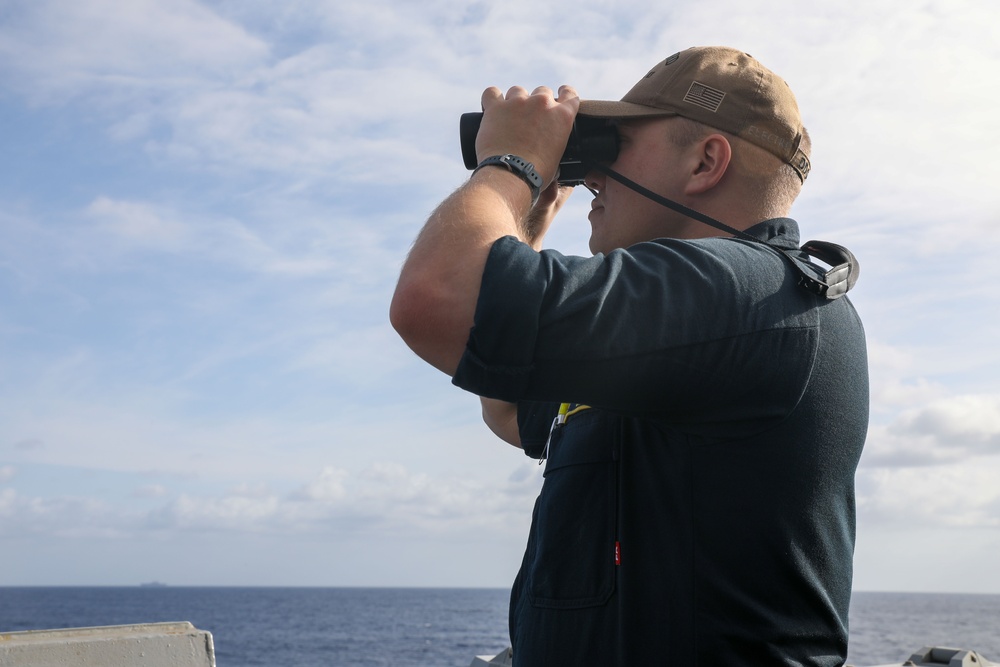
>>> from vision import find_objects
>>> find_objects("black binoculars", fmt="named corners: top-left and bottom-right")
top-left (459, 112), bottom-right (620, 186)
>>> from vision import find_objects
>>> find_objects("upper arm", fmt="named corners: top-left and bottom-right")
top-left (390, 270), bottom-right (479, 377)
top-left (390, 173), bottom-right (534, 376)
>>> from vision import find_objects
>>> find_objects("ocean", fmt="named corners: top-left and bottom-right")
top-left (1, 587), bottom-right (998, 666)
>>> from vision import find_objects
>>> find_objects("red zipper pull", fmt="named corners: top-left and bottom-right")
top-left (615, 541), bottom-right (621, 566)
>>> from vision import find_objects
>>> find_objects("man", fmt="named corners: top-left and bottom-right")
top-left (391, 46), bottom-right (869, 666)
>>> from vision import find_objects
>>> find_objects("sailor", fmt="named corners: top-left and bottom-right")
top-left (391, 46), bottom-right (869, 666)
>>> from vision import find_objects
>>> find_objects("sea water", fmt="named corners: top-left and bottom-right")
top-left (1, 587), bottom-right (998, 666)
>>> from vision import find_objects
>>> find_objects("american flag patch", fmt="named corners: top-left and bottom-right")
top-left (683, 81), bottom-right (726, 112)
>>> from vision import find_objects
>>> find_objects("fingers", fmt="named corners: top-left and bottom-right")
top-left (533, 182), bottom-right (574, 212)
top-left (480, 86), bottom-right (502, 109)
top-left (557, 85), bottom-right (579, 104)
top-left (481, 86), bottom-right (535, 106)
top-left (534, 180), bottom-right (563, 208)
top-left (482, 85), bottom-right (576, 107)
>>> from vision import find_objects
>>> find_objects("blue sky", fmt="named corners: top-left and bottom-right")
top-left (1, 0), bottom-right (999, 592)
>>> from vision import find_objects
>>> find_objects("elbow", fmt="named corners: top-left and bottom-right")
top-left (389, 277), bottom-right (467, 375)
top-left (389, 279), bottom-right (427, 350)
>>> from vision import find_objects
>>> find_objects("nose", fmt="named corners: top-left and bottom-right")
top-left (584, 169), bottom-right (605, 197)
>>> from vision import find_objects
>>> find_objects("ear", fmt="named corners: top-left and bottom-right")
top-left (684, 134), bottom-right (732, 195)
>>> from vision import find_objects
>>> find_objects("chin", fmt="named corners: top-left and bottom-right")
top-left (588, 237), bottom-right (610, 256)
top-left (588, 221), bottom-right (610, 255)
top-left (587, 228), bottom-right (601, 255)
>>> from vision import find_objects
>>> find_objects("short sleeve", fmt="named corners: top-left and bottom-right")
top-left (452, 229), bottom-right (819, 421)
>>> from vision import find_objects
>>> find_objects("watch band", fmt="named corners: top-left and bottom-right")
top-left (473, 154), bottom-right (543, 205)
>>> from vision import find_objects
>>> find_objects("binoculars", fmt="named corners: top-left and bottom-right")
top-left (459, 112), bottom-right (620, 186)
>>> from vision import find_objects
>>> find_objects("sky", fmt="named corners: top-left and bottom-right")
top-left (0, 0), bottom-right (998, 594)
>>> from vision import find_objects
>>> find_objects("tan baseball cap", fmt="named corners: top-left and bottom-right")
top-left (579, 46), bottom-right (811, 182)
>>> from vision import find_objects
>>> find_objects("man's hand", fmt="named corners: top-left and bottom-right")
top-left (475, 85), bottom-right (580, 189)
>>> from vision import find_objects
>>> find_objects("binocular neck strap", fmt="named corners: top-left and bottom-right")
top-left (587, 162), bottom-right (752, 241)
top-left (584, 162), bottom-right (859, 300)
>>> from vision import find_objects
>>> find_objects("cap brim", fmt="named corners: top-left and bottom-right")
top-left (578, 99), bottom-right (680, 119)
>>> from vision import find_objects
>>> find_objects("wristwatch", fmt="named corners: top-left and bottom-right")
top-left (473, 154), bottom-right (543, 205)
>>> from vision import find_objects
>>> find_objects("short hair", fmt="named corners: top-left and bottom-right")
top-left (665, 117), bottom-right (808, 218)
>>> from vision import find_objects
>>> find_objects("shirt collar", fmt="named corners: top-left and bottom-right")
top-left (740, 218), bottom-right (800, 250)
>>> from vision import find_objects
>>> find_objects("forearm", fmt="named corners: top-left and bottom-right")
top-left (390, 84), bottom-right (579, 377)
top-left (481, 397), bottom-right (521, 447)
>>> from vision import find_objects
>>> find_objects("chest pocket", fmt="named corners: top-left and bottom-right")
top-left (528, 408), bottom-right (618, 609)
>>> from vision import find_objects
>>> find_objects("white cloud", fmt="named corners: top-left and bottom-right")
top-left (0, 0), bottom-right (269, 101)
top-left (160, 492), bottom-right (283, 532)
top-left (862, 394), bottom-right (1000, 468)
top-left (292, 466), bottom-right (349, 502)
top-left (0, 488), bottom-right (122, 539)
top-left (74, 195), bottom-right (401, 293)
top-left (0, 462), bottom-right (543, 541)
top-left (87, 197), bottom-right (189, 248)
top-left (131, 484), bottom-right (168, 499)
top-left (857, 460), bottom-right (1000, 529)
top-left (13, 440), bottom-right (45, 452)
top-left (0, 488), bottom-right (15, 514)
top-left (285, 325), bottom-right (415, 387)
top-left (866, 340), bottom-right (947, 408)
top-left (894, 396), bottom-right (1000, 446)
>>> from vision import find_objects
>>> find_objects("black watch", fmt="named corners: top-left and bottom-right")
top-left (473, 154), bottom-right (543, 205)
